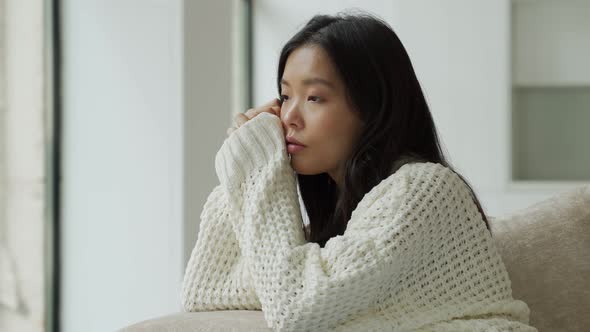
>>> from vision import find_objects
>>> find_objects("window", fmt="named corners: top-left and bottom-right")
top-left (0, 1), bottom-right (57, 331)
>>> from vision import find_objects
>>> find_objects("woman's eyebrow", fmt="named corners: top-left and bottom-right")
top-left (281, 77), bottom-right (335, 89)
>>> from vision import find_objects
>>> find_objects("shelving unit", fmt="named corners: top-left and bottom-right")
top-left (510, 0), bottom-right (590, 183)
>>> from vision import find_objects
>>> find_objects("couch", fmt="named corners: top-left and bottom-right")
top-left (119, 184), bottom-right (590, 332)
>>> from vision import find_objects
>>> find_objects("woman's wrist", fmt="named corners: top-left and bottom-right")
top-left (215, 112), bottom-right (287, 190)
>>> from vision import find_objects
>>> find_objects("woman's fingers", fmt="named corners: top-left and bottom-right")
top-left (246, 98), bottom-right (281, 118)
top-left (271, 106), bottom-right (280, 116)
top-left (233, 112), bottom-right (249, 127)
top-left (244, 108), bottom-right (258, 119)
top-left (228, 98), bottom-right (282, 136)
top-left (245, 107), bottom-right (279, 119)
top-left (262, 97), bottom-right (281, 108)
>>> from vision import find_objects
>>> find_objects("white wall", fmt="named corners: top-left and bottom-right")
top-left (388, 0), bottom-right (517, 214)
top-left (253, 0), bottom-right (589, 217)
top-left (61, 1), bottom-right (183, 331)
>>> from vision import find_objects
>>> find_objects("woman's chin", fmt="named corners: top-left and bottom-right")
top-left (289, 157), bottom-right (305, 174)
top-left (289, 159), bottom-right (319, 175)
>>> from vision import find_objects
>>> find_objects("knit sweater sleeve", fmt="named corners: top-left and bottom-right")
top-left (180, 183), bottom-right (261, 311)
top-left (213, 112), bottom-right (411, 331)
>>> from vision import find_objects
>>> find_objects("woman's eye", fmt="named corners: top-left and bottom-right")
top-left (280, 95), bottom-right (321, 103)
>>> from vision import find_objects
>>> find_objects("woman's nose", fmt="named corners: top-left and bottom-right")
top-left (280, 103), bottom-right (301, 128)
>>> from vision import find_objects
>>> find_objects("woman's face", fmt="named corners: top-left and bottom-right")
top-left (279, 45), bottom-right (364, 187)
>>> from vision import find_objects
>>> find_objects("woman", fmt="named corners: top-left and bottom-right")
top-left (182, 10), bottom-right (537, 332)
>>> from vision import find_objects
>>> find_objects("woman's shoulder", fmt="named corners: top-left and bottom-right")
top-left (385, 162), bottom-right (479, 219)
top-left (392, 160), bottom-right (452, 177)
top-left (356, 161), bottom-right (460, 211)
top-left (386, 161), bottom-right (458, 189)
top-left (349, 162), bottom-right (433, 213)
top-left (346, 161), bottom-right (453, 230)
top-left (348, 161), bottom-right (471, 231)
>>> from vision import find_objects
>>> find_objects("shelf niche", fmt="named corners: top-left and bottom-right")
top-left (511, 0), bottom-right (590, 181)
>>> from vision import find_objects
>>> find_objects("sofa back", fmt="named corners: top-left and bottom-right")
top-left (490, 185), bottom-right (590, 332)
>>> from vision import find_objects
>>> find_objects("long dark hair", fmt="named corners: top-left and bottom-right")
top-left (276, 10), bottom-right (490, 248)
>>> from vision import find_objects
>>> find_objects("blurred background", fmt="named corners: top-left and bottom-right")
top-left (0, 0), bottom-right (588, 331)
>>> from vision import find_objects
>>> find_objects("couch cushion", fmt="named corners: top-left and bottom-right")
top-left (118, 310), bottom-right (271, 332)
top-left (489, 185), bottom-right (590, 332)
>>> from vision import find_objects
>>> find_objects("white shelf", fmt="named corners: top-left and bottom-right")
top-left (511, 1), bottom-right (590, 182)
top-left (511, 0), bottom-right (590, 86)
top-left (507, 180), bottom-right (590, 192)
top-left (513, 83), bottom-right (590, 89)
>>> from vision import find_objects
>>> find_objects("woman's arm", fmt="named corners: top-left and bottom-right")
top-left (214, 113), bottom-right (411, 331)
top-left (180, 184), bottom-right (261, 312)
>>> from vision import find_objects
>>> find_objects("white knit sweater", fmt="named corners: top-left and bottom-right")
top-left (181, 112), bottom-right (537, 332)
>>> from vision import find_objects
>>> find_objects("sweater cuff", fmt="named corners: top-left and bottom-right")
top-left (215, 112), bottom-right (287, 191)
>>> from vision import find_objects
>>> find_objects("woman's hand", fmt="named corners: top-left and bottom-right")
top-left (226, 98), bottom-right (281, 136)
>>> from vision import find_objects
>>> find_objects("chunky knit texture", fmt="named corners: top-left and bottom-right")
top-left (181, 112), bottom-right (537, 332)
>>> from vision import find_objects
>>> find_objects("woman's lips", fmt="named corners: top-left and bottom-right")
top-left (287, 143), bottom-right (305, 154)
